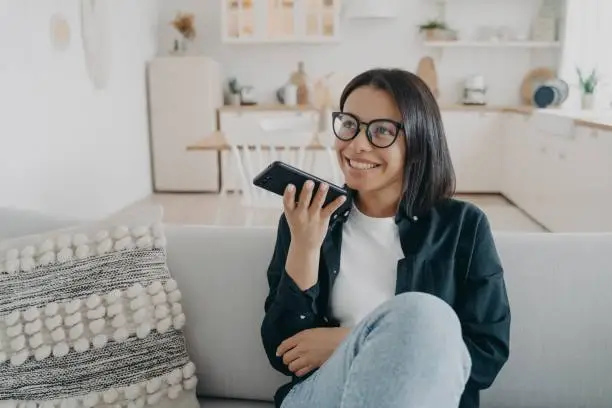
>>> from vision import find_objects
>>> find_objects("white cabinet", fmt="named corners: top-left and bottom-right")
top-left (600, 129), bottom-right (612, 230)
top-left (501, 112), bottom-right (612, 232)
top-left (501, 113), bottom-right (531, 204)
top-left (563, 126), bottom-right (612, 232)
top-left (221, 0), bottom-right (341, 43)
top-left (442, 111), bottom-right (502, 192)
top-left (148, 57), bottom-right (223, 192)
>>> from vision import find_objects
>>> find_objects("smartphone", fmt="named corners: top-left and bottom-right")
top-left (252, 161), bottom-right (351, 219)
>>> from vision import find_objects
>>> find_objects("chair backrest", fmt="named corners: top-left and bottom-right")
top-left (224, 116), bottom-right (318, 209)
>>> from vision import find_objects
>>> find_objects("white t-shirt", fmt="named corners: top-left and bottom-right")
top-left (330, 203), bottom-right (404, 328)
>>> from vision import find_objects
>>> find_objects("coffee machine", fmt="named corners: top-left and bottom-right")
top-left (462, 75), bottom-right (487, 105)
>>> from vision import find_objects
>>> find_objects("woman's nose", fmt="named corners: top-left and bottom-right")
top-left (350, 125), bottom-right (371, 151)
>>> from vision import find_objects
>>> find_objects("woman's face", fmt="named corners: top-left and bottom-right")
top-left (334, 86), bottom-right (406, 197)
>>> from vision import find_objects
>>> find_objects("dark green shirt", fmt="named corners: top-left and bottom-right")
top-left (261, 196), bottom-right (511, 408)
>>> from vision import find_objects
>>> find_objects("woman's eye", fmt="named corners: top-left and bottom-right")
top-left (374, 126), bottom-right (392, 135)
top-left (343, 121), bottom-right (357, 129)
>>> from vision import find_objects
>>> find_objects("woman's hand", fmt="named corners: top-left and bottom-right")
top-left (283, 181), bottom-right (346, 290)
top-left (283, 180), bottom-right (346, 251)
top-left (276, 327), bottom-right (351, 377)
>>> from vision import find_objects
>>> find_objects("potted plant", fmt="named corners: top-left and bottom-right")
top-left (228, 78), bottom-right (242, 106)
top-left (170, 12), bottom-right (196, 54)
top-left (576, 67), bottom-right (599, 110)
top-left (418, 19), bottom-right (450, 41)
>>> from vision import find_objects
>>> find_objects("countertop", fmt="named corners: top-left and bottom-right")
top-left (533, 108), bottom-right (612, 132)
top-left (218, 103), bottom-right (534, 114)
top-left (217, 104), bottom-right (611, 131)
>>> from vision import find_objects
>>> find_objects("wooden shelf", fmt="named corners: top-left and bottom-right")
top-left (223, 36), bottom-right (340, 44)
top-left (423, 41), bottom-right (562, 48)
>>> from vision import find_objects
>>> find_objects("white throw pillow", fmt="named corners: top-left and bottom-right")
top-left (0, 205), bottom-right (198, 408)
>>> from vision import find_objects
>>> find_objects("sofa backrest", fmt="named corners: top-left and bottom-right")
top-left (165, 225), bottom-right (612, 408)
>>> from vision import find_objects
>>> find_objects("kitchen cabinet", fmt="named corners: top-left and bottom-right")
top-left (563, 126), bottom-right (612, 232)
top-left (502, 111), bottom-right (612, 232)
top-left (221, 0), bottom-right (341, 43)
top-left (442, 111), bottom-right (502, 192)
top-left (501, 113), bottom-right (531, 204)
top-left (526, 122), bottom-right (573, 231)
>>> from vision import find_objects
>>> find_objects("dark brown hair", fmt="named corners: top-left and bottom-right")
top-left (339, 68), bottom-right (456, 218)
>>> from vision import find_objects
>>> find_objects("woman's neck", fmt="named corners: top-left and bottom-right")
top-left (354, 188), bottom-right (401, 218)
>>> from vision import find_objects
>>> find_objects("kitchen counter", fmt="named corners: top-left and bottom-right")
top-left (219, 104), bottom-right (317, 112)
top-left (534, 108), bottom-right (612, 132)
top-left (217, 103), bottom-right (612, 131)
top-left (440, 104), bottom-right (534, 114)
top-left (219, 103), bottom-right (534, 114)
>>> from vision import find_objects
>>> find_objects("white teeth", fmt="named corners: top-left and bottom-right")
top-left (348, 159), bottom-right (378, 170)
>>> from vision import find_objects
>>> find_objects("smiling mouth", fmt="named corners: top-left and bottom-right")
top-left (346, 158), bottom-right (381, 170)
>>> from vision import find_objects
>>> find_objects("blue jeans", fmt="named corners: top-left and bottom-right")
top-left (281, 292), bottom-right (472, 408)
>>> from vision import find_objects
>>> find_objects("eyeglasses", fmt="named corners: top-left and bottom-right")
top-left (331, 111), bottom-right (404, 148)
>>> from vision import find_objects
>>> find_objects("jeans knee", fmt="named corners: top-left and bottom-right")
top-left (373, 292), bottom-right (462, 338)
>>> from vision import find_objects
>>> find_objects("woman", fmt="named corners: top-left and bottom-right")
top-left (261, 68), bottom-right (511, 408)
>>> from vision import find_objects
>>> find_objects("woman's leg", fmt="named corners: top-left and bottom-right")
top-left (281, 292), bottom-right (471, 408)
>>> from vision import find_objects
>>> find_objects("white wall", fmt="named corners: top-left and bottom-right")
top-left (558, 0), bottom-right (612, 109)
top-left (0, 0), bottom-right (158, 219)
top-left (158, 0), bottom-right (560, 106)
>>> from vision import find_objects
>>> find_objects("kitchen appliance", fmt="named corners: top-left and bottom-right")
top-left (148, 56), bottom-right (223, 192)
top-left (239, 85), bottom-right (257, 105)
top-left (276, 83), bottom-right (298, 106)
top-left (462, 75), bottom-right (487, 105)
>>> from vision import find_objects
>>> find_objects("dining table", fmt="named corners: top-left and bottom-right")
top-left (186, 130), bottom-right (331, 151)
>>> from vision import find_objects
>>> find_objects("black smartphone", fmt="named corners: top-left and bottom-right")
top-left (252, 161), bottom-right (351, 219)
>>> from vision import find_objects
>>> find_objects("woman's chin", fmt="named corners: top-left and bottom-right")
top-left (343, 176), bottom-right (375, 192)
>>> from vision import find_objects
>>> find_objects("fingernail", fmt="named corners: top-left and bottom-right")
top-left (306, 180), bottom-right (314, 189)
top-left (340, 196), bottom-right (346, 202)
top-left (320, 183), bottom-right (328, 191)
top-left (286, 184), bottom-right (294, 192)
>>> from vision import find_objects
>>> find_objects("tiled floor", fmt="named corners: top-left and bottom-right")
top-left (130, 193), bottom-right (546, 232)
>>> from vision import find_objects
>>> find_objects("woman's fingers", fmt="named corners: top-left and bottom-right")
top-left (295, 365), bottom-right (314, 377)
top-left (288, 356), bottom-right (311, 374)
top-left (309, 183), bottom-right (329, 214)
top-left (281, 346), bottom-right (301, 366)
top-left (283, 184), bottom-right (296, 212)
top-left (321, 194), bottom-right (347, 220)
top-left (297, 180), bottom-right (314, 210)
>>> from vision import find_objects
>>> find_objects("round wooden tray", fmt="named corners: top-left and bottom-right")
top-left (520, 67), bottom-right (556, 105)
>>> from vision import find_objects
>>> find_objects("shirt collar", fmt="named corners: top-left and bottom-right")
top-left (340, 185), bottom-right (418, 226)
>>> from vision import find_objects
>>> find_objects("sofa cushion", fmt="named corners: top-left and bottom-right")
top-left (166, 225), bottom-right (612, 408)
top-left (198, 398), bottom-right (273, 408)
top-left (165, 226), bottom-right (286, 402)
top-left (0, 206), bottom-right (199, 408)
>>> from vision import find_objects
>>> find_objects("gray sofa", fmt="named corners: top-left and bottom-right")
top-left (2, 208), bottom-right (612, 407)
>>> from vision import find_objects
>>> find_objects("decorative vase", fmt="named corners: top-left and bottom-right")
top-left (423, 29), bottom-right (446, 41)
top-left (229, 93), bottom-right (241, 106)
top-left (172, 37), bottom-right (192, 55)
top-left (581, 93), bottom-right (595, 110)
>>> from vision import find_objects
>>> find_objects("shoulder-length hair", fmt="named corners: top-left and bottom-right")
top-left (339, 68), bottom-right (456, 218)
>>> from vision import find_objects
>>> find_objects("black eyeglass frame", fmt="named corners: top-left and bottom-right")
top-left (331, 111), bottom-right (405, 148)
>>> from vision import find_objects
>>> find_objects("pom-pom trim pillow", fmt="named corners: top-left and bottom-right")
top-left (0, 206), bottom-right (198, 408)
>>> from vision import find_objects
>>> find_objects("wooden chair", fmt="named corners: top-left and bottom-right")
top-left (218, 116), bottom-right (317, 225)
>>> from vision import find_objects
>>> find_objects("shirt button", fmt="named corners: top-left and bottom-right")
top-left (299, 314), bottom-right (306, 320)
top-left (333, 269), bottom-right (338, 274)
